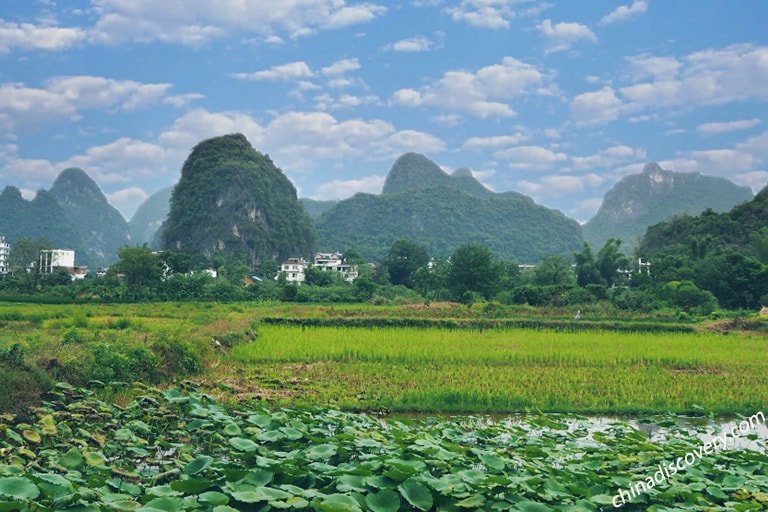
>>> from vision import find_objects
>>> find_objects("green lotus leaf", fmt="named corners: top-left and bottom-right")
top-left (398, 479), bottom-right (432, 511)
top-left (138, 496), bottom-right (184, 512)
top-left (305, 444), bottom-right (337, 460)
top-left (257, 430), bottom-right (284, 442)
top-left (456, 494), bottom-right (486, 508)
top-left (365, 489), bottom-right (400, 512)
top-left (146, 486), bottom-right (182, 497)
top-left (170, 478), bottom-right (211, 494)
top-left (21, 430), bottom-right (41, 445)
top-left (106, 500), bottom-right (142, 511)
top-left (183, 455), bottom-right (213, 476)
top-left (228, 437), bottom-right (258, 452)
top-left (514, 502), bottom-right (554, 512)
top-left (314, 493), bottom-right (362, 512)
top-left (197, 491), bottom-right (229, 506)
top-left (84, 451), bottom-right (106, 467)
top-left (0, 477), bottom-right (40, 500)
top-left (222, 424), bottom-right (241, 436)
top-left (279, 427), bottom-right (303, 440)
top-left (336, 475), bottom-right (368, 493)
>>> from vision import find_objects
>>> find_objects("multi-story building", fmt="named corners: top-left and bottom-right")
top-left (313, 252), bottom-right (358, 282)
top-left (278, 257), bottom-right (308, 283)
top-left (39, 249), bottom-right (76, 274)
top-left (0, 237), bottom-right (9, 275)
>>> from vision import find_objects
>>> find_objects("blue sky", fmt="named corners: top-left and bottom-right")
top-left (1, 1), bottom-right (767, 223)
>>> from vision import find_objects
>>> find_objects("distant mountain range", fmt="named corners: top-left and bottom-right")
top-left (314, 152), bottom-right (582, 261)
top-left (1, 136), bottom-right (762, 268)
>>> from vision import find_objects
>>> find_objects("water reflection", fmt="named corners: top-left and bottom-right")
top-left (386, 412), bottom-right (767, 451)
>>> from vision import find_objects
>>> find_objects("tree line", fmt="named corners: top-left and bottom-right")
top-left (3, 234), bottom-right (765, 316)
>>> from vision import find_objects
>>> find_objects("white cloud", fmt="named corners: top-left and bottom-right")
top-left (87, 0), bottom-right (387, 46)
top-left (445, 0), bottom-right (523, 29)
top-left (598, 1), bottom-right (648, 26)
top-left (0, 82), bottom-right (77, 131)
top-left (232, 61), bottom-right (314, 81)
top-left (689, 149), bottom-right (755, 173)
top-left (391, 56), bottom-right (549, 118)
top-left (463, 134), bottom-right (527, 149)
top-left (734, 171), bottom-right (768, 192)
top-left (312, 175), bottom-right (385, 200)
top-left (572, 145), bottom-right (646, 170)
top-left (569, 86), bottom-right (624, 125)
top-left (697, 119), bottom-right (761, 136)
top-left (517, 173), bottom-right (603, 199)
top-left (46, 76), bottom-right (172, 111)
top-left (325, 4), bottom-right (386, 29)
top-left (321, 58), bottom-right (361, 76)
top-left (107, 186), bottom-right (149, 220)
top-left (0, 20), bottom-right (85, 53)
top-left (537, 19), bottom-right (596, 53)
top-left (494, 145), bottom-right (567, 170)
top-left (619, 44), bottom-right (768, 112)
top-left (384, 35), bottom-right (434, 52)
top-left (625, 55), bottom-right (681, 81)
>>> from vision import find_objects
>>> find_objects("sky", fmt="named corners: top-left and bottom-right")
top-left (1, 1), bottom-right (767, 223)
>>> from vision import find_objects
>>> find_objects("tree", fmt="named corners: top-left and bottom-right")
top-left (112, 245), bottom-right (163, 299)
top-left (445, 243), bottom-right (503, 302)
top-left (383, 239), bottom-right (429, 288)
top-left (157, 251), bottom-right (191, 276)
top-left (749, 227), bottom-right (768, 264)
top-left (573, 242), bottom-right (602, 287)
top-left (9, 237), bottom-right (53, 293)
top-left (596, 238), bottom-right (630, 287)
top-left (533, 255), bottom-right (575, 286)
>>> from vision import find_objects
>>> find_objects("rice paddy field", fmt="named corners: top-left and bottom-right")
top-left (227, 324), bottom-right (768, 415)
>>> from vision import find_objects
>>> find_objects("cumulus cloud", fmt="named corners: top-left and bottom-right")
top-left (0, 76), bottom-right (185, 134)
top-left (321, 58), bottom-right (361, 76)
top-left (598, 1), bottom-right (648, 26)
top-left (462, 134), bottom-right (527, 149)
top-left (445, 0), bottom-right (522, 29)
top-left (391, 56), bottom-right (550, 118)
top-left (537, 19), bottom-right (596, 53)
top-left (106, 186), bottom-right (150, 220)
top-left (569, 87), bottom-right (624, 125)
top-left (572, 145), bottom-right (646, 170)
top-left (384, 35), bottom-right (434, 52)
top-left (232, 61), bottom-right (314, 81)
top-left (697, 119), bottom-right (761, 136)
top-left (87, 0), bottom-right (387, 46)
top-left (494, 145), bottom-right (568, 170)
top-left (312, 175), bottom-right (385, 200)
top-left (0, 20), bottom-right (85, 53)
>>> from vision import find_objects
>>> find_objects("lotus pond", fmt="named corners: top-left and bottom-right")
top-left (1, 383), bottom-right (767, 511)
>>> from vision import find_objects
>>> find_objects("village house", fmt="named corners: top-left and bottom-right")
top-left (277, 252), bottom-right (359, 284)
top-left (0, 237), bottom-right (9, 275)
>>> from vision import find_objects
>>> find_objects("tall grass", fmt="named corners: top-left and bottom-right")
top-left (231, 325), bottom-right (768, 414)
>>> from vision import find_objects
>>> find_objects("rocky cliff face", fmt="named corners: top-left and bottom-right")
top-left (161, 134), bottom-right (316, 266)
top-left (583, 162), bottom-right (753, 252)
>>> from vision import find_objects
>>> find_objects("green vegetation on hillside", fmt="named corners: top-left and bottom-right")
top-left (162, 134), bottom-right (316, 267)
top-left (316, 187), bottom-right (582, 262)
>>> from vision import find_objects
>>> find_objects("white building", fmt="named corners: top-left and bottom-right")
top-left (0, 237), bottom-right (9, 274)
top-left (314, 252), bottom-right (358, 282)
top-left (39, 249), bottom-right (75, 274)
top-left (278, 257), bottom-right (307, 283)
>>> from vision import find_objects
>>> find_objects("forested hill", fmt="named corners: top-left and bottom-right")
top-left (0, 168), bottom-right (131, 267)
top-left (315, 154), bottom-right (582, 262)
top-left (638, 185), bottom-right (768, 259)
top-left (161, 134), bottom-right (316, 266)
top-left (583, 163), bottom-right (753, 253)
top-left (49, 168), bottom-right (132, 266)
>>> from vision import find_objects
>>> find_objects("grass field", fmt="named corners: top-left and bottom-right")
top-left (227, 324), bottom-right (768, 415)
